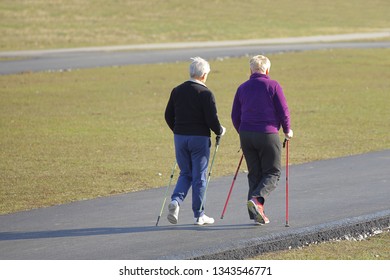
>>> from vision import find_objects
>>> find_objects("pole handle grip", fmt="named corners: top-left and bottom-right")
top-left (216, 135), bottom-right (221, 146)
top-left (283, 138), bottom-right (289, 148)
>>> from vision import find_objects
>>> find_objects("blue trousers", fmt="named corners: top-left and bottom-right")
top-left (171, 134), bottom-right (211, 218)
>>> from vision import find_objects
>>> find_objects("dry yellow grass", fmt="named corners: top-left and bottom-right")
top-left (1, 0), bottom-right (389, 50)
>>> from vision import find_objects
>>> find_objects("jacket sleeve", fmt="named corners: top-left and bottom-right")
top-left (203, 91), bottom-right (223, 135)
top-left (164, 90), bottom-right (175, 132)
top-left (231, 89), bottom-right (241, 133)
top-left (273, 83), bottom-right (291, 133)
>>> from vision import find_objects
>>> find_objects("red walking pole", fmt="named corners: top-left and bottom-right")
top-left (283, 139), bottom-right (290, 227)
top-left (220, 153), bottom-right (244, 219)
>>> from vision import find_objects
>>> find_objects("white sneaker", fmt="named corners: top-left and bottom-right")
top-left (167, 200), bottom-right (179, 224)
top-left (194, 214), bottom-right (215, 225)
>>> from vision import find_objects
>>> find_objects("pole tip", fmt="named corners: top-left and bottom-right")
top-left (156, 216), bottom-right (161, 226)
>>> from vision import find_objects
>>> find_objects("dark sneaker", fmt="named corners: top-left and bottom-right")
top-left (247, 198), bottom-right (270, 225)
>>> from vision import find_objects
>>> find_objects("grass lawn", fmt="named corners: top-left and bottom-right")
top-left (1, 0), bottom-right (389, 51)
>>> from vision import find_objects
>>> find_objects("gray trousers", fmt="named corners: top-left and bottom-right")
top-left (239, 131), bottom-right (281, 219)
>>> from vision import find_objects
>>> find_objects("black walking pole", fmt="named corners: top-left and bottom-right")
top-left (155, 161), bottom-right (177, 226)
top-left (196, 135), bottom-right (221, 223)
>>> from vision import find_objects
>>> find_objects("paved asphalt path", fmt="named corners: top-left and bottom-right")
top-left (0, 150), bottom-right (389, 259)
top-left (1, 32), bottom-right (389, 75)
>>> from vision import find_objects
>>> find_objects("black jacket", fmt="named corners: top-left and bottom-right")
top-left (165, 81), bottom-right (223, 137)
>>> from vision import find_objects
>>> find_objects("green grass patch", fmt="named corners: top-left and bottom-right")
top-left (1, 48), bottom-right (389, 214)
top-left (0, 0), bottom-right (389, 51)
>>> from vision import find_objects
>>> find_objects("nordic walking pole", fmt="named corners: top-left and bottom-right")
top-left (197, 135), bottom-right (221, 222)
top-left (155, 161), bottom-right (177, 226)
top-left (283, 138), bottom-right (290, 227)
top-left (220, 153), bottom-right (244, 219)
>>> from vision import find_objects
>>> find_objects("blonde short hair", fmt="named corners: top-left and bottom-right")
top-left (250, 55), bottom-right (271, 74)
top-left (189, 57), bottom-right (210, 78)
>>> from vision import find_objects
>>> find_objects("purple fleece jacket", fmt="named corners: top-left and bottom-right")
top-left (231, 72), bottom-right (291, 134)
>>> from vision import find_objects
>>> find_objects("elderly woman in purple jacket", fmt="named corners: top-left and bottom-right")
top-left (231, 55), bottom-right (293, 225)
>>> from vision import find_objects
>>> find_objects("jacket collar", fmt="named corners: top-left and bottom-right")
top-left (250, 72), bottom-right (269, 79)
top-left (188, 78), bottom-right (207, 87)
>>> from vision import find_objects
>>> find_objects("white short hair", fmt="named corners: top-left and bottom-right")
top-left (250, 55), bottom-right (271, 74)
top-left (189, 57), bottom-right (210, 78)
